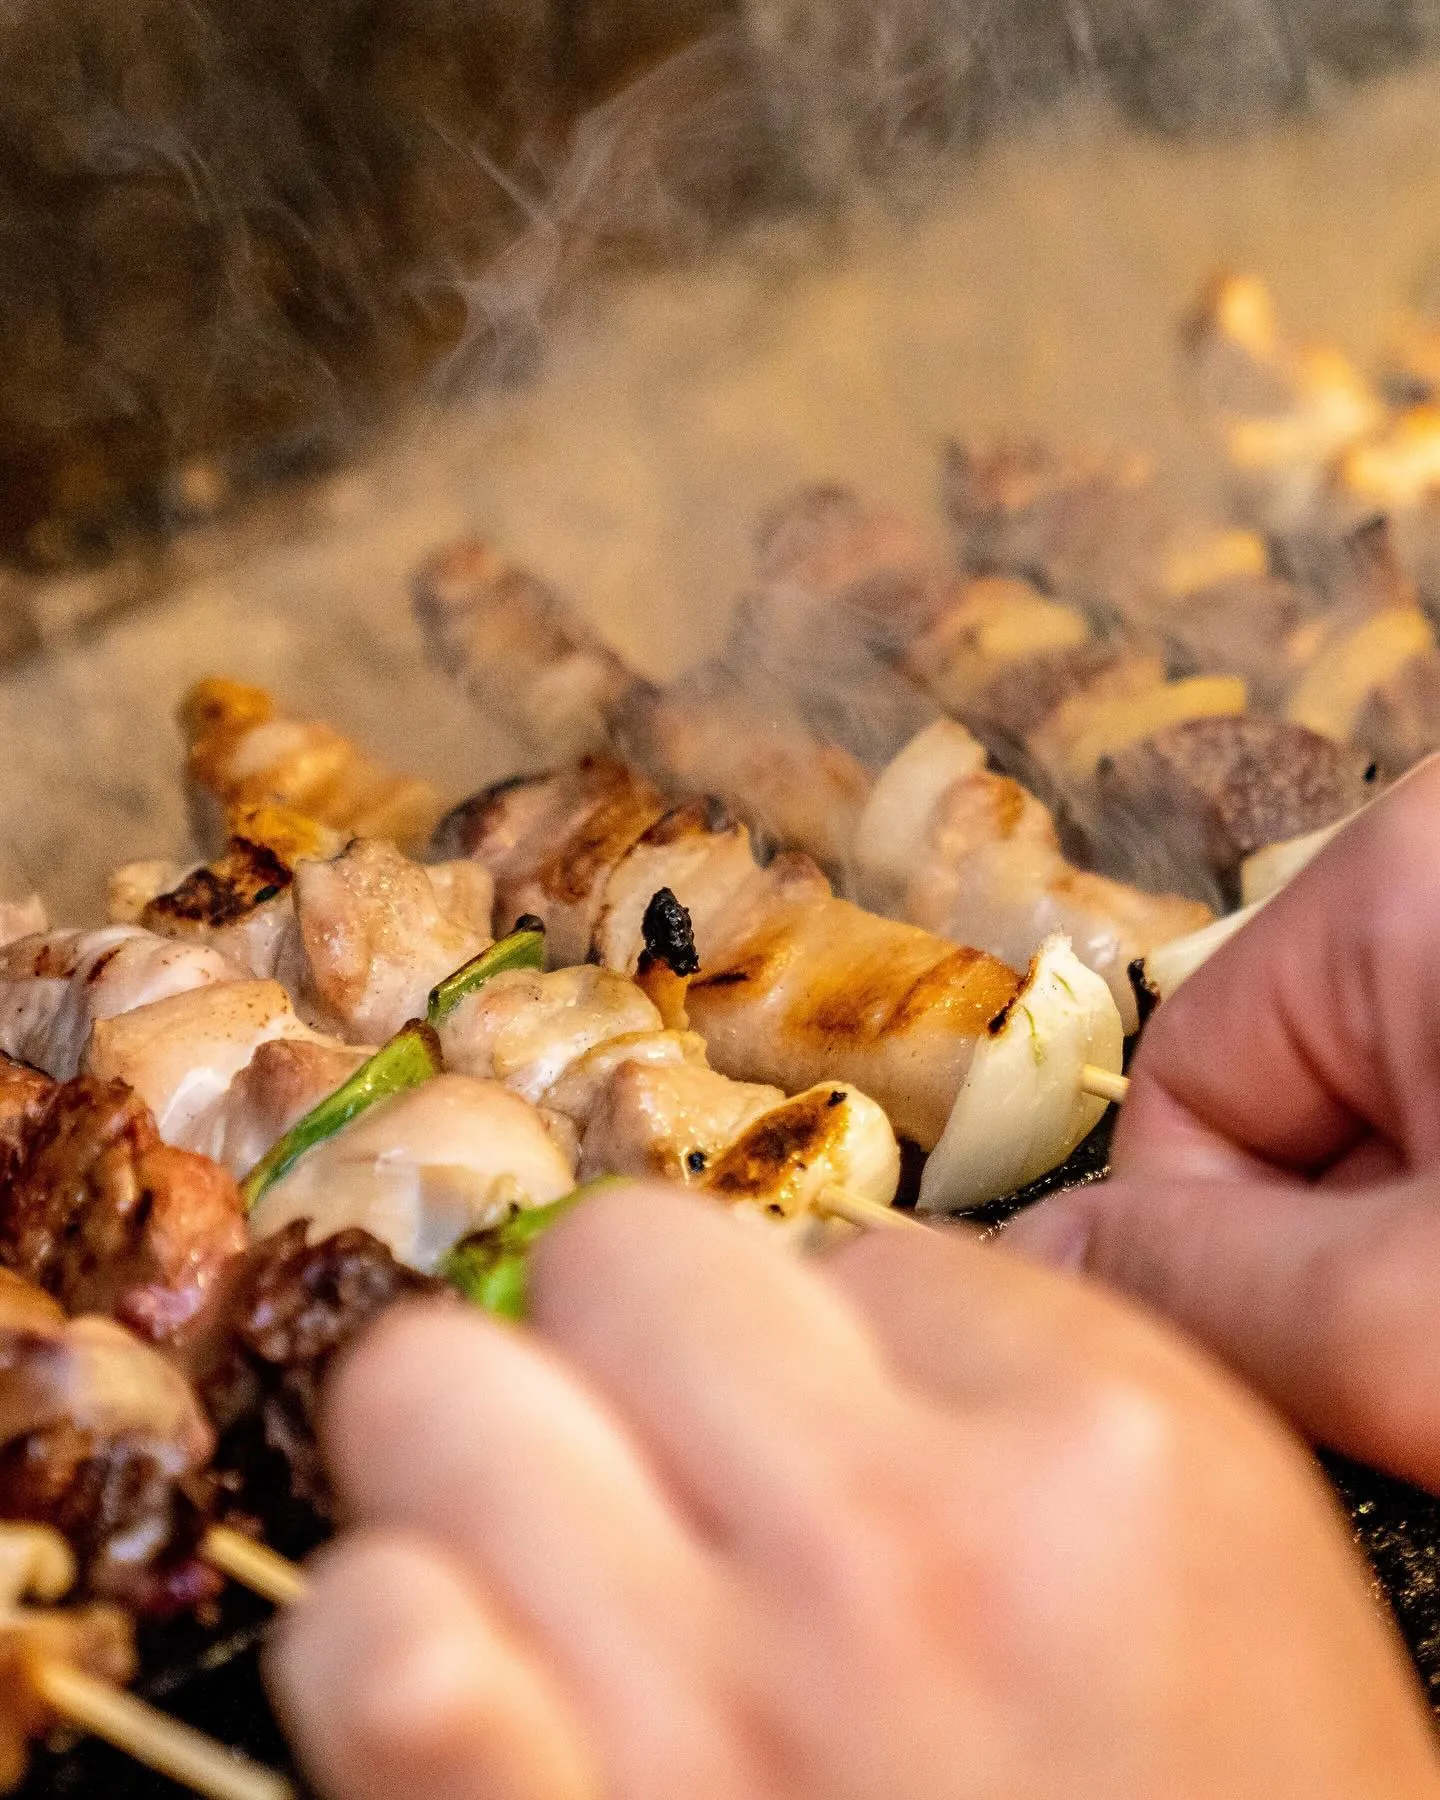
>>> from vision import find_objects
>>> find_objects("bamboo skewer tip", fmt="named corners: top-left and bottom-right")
top-left (33, 1660), bottom-right (294, 1800)
top-left (1079, 1065), bottom-right (1130, 1106)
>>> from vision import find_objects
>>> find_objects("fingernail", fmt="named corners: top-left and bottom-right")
top-left (1000, 1201), bottom-right (1092, 1272)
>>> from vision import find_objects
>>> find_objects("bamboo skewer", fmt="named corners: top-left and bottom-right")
top-left (1079, 1065), bottom-right (1130, 1106)
top-left (816, 1185), bottom-right (933, 1234)
top-left (201, 1528), bottom-right (308, 1608)
top-left (31, 1660), bottom-right (293, 1800)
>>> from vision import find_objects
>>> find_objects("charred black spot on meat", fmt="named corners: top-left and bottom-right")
top-left (144, 840), bottom-right (293, 929)
top-left (685, 1149), bottom-right (707, 1173)
top-left (82, 946), bottom-right (122, 986)
top-left (638, 888), bottom-right (700, 979)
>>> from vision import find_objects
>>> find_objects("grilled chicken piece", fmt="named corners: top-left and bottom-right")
top-left (855, 722), bottom-right (1210, 1032)
top-left (413, 539), bottom-right (642, 762)
top-left (436, 964), bottom-right (901, 1212)
top-left (131, 822), bottom-right (494, 1046)
top-left (248, 1074), bottom-right (576, 1272)
top-left (198, 1222), bottom-right (441, 1519)
top-left (0, 1523), bottom-right (136, 1790)
top-left (291, 839), bottom-right (492, 1043)
top-left (0, 1272), bottom-right (219, 1614)
top-left (0, 1062), bottom-right (246, 1344)
top-left (181, 677), bottom-right (443, 854)
top-left (84, 980), bottom-right (368, 1175)
top-left (0, 929), bottom-right (237, 1082)
top-left (443, 760), bottom-right (1034, 1152)
top-left (1096, 715), bottom-right (1375, 900)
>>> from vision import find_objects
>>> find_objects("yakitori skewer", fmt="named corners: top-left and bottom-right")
top-left (0, 1523), bottom-right (292, 1800)
top-left (29, 1662), bottom-right (293, 1800)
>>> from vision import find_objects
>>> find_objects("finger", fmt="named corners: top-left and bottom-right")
top-left (1115, 754), bottom-right (1440, 1178)
top-left (323, 1299), bottom-right (733, 1789)
top-left (821, 1219), bottom-right (1252, 1418)
top-left (526, 1183), bottom-right (913, 1564)
top-left (267, 1529), bottom-right (598, 1800)
top-left (1003, 1168), bottom-right (1440, 1492)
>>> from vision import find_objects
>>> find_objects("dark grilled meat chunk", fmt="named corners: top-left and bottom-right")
top-left (1096, 716), bottom-right (1375, 900)
top-left (0, 1060), bottom-right (52, 1193)
top-left (0, 1273), bottom-right (219, 1615)
top-left (201, 1223), bottom-right (442, 1520)
top-left (0, 1074), bottom-right (246, 1345)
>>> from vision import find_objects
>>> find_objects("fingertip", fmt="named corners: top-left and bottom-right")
top-left (268, 1530), bottom-right (599, 1800)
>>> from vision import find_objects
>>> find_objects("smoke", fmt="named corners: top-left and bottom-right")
top-left (3, 0), bottom-right (1440, 569)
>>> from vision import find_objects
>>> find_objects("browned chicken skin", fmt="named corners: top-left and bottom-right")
top-left (441, 760), bottom-right (1018, 1149)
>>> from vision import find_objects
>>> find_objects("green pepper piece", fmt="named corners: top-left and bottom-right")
top-left (426, 920), bottom-right (547, 1025)
top-left (439, 1177), bottom-right (627, 1320)
top-left (239, 1020), bottom-right (443, 1211)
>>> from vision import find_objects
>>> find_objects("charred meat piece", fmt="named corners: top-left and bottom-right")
top-left (201, 1223), bottom-right (441, 1520)
top-left (1096, 716), bottom-right (1375, 900)
top-left (0, 1063), bottom-right (51, 1196)
top-left (413, 539), bottom-right (642, 762)
top-left (0, 1065), bottom-right (246, 1345)
top-left (612, 673), bottom-right (873, 871)
top-left (0, 1272), bottom-right (219, 1615)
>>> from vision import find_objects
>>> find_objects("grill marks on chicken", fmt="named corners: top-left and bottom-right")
top-left (435, 962), bottom-right (900, 1214)
top-left (444, 759), bottom-right (1019, 1150)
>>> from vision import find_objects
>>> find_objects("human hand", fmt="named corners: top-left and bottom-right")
top-left (267, 1183), bottom-right (1437, 1800)
top-left (1008, 753), bottom-right (1440, 1492)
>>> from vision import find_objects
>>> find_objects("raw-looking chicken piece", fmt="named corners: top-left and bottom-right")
top-left (181, 677), bottom-right (444, 855)
top-left (413, 539), bottom-right (641, 761)
top-left (436, 960), bottom-right (901, 1215)
top-left (439, 757), bottom-right (1123, 1195)
top-left (0, 1058), bottom-right (246, 1344)
top-left (248, 1073), bottom-right (577, 1272)
top-left (123, 817), bottom-right (494, 1045)
top-left (853, 722), bottom-right (1211, 1032)
top-left (0, 1270), bottom-right (219, 1613)
top-left (0, 928), bottom-right (237, 1080)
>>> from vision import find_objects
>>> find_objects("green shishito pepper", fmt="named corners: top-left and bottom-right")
top-left (426, 920), bottom-right (546, 1025)
top-left (439, 1177), bottom-right (626, 1320)
top-left (239, 1020), bottom-right (443, 1211)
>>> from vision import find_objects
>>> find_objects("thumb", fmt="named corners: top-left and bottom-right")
top-left (1003, 1170), bottom-right (1440, 1494)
